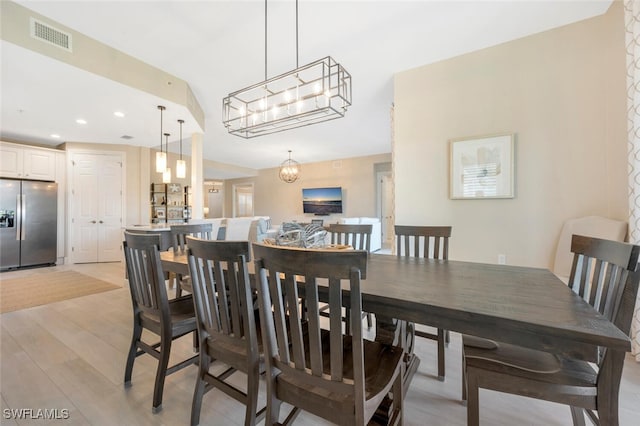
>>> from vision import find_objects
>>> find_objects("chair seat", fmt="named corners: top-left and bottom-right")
top-left (464, 339), bottom-right (598, 388)
top-left (140, 295), bottom-right (197, 335)
top-left (278, 332), bottom-right (403, 405)
top-left (463, 337), bottom-right (562, 374)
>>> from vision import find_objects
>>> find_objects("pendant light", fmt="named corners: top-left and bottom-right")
top-left (279, 150), bottom-right (300, 183)
top-left (222, 0), bottom-right (351, 138)
top-left (155, 105), bottom-right (167, 173)
top-left (176, 119), bottom-right (186, 179)
top-left (162, 133), bottom-right (172, 183)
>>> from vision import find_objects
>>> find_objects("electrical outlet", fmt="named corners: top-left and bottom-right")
top-left (498, 254), bottom-right (506, 265)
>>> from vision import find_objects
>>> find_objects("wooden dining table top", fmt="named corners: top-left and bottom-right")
top-left (160, 250), bottom-right (630, 362)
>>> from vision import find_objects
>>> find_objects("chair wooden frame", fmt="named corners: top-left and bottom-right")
top-left (327, 223), bottom-right (374, 329)
top-left (394, 225), bottom-right (452, 381)
top-left (186, 237), bottom-right (265, 426)
top-left (253, 243), bottom-right (404, 426)
top-left (462, 234), bottom-right (640, 426)
top-left (123, 231), bottom-right (198, 413)
top-left (170, 223), bottom-right (214, 296)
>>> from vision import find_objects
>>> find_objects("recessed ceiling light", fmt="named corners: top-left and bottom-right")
top-left (114, 111), bottom-right (125, 118)
top-left (76, 118), bottom-right (87, 124)
top-left (50, 134), bottom-right (60, 139)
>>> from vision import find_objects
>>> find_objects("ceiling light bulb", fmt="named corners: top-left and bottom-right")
top-left (239, 106), bottom-right (246, 116)
top-left (272, 105), bottom-right (279, 118)
top-left (156, 151), bottom-right (167, 173)
top-left (114, 111), bottom-right (125, 118)
top-left (314, 83), bottom-right (321, 94)
top-left (297, 100), bottom-right (303, 112)
top-left (163, 167), bottom-right (171, 184)
top-left (260, 98), bottom-right (266, 110)
top-left (324, 90), bottom-right (331, 98)
top-left (76, 119), bottom-right (87, 125)
top-left (176, 160), bottom-right (186, 179)
top-left (284, 90), bottom-right (291, 102)
top-left (50, 134), bottom-right (60, 139)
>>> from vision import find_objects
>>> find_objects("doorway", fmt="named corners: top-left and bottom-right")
top-left (69, 151), bottom-right (125, 263)
top-left (376, 170), bottom-right (394, 250)
top-left (233, 183), bottom-right (254, 217)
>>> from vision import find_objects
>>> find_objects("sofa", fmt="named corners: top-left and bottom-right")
top-left (338, 217), bottom-right (382, 252)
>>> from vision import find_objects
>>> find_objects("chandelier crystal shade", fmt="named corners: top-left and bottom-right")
top-left (155, 105), bottom-right (167, 173)
top-left (176, 119), bottom-right (186, 179)
top-left (279, 150), bottom-right (300, 183)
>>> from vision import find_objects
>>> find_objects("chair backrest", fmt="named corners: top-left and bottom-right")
top-left (394, 225), bottom-right (452, 259)
top-left (327, 223), bottom-right (372, 251)
top-left (186, 237), bottom-right (258, 362)
top-left (569, 234), bottom-right (640, 335)
top-left (123, 231), bottom-right (169, 324)
top-left (253, 244), bottom-right (368, 406)
top-left (553, 216), bottom-right (627, 281)
top-left (170, 223), bottom-right (213, 253)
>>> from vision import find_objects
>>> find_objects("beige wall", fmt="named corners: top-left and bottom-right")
top-left (225, 154), bottom-right (392, 226)
top-left (393, 2), bottom-right (626, 268)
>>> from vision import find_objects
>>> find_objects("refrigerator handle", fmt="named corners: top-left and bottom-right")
top-left (15, 194), bottom-right (22, 240)
top-left (19, 194), bottom-right (26, 240)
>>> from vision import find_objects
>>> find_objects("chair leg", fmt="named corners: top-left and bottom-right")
top-left (569, 407), bottom-right (586, 426)
top-left (466, 369), bottom-right (480, 426)
top-left (152, 333), bottom-right (172, 413)
top-left (190, 353), bottom-right (210, 426)
top-left (245, 363), bottom-right (260, 426)
top-left (175, 273), bottom-right (183, 298)
top-left (461, 352), bottom-right (467, 404)
top-left (124, 320), bottom-right (142, 385)
top-left (437, 328), bottom-right (445, 381)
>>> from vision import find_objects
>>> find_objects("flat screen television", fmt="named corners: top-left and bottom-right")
top-left (302, 187), bottom-right (343, 215)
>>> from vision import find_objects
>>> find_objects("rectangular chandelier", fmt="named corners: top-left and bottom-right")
top-left (223, 56), bottom-right (351, 138)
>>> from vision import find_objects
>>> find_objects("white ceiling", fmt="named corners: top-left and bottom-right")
top-left (1, 0), bottom-right (612, 179)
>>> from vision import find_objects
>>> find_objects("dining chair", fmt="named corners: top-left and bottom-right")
top-left (253, 243), bottom-right (404, 425)
top-left (170, 223), bottom-right (214, 296)
top-left (462, 234), bottom-right (640, 426)
top-left (327, 223), bottom-right (374, 329)
top-left (122, 231), bottom-right (198, 413)
top-left (186, 237), bottom-right (265, 426)
top-left (394, 225), bottom-right (452, 381)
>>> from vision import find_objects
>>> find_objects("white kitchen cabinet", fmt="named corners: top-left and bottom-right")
top-left (0, 142), bottom-right (57, 181)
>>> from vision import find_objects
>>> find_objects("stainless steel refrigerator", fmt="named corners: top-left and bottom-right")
top-left (0, 179), bottom-right (58, 270)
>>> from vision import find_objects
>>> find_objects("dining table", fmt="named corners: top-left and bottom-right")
top-left (160, 249), bottom-right (631, 393)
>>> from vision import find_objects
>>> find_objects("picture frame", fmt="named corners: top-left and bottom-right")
top-left (155, 208), bottom-right (165, 219)
top-left (449, 133), bottom-right (515, 199)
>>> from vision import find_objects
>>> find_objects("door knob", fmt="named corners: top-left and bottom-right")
top-left (99, 220), bottom-right (104, 224)
top-left (90, 220), bottom-right (97, 224)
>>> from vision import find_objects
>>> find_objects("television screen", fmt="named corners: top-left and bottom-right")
top-left (302, 187), bottom-right (343, 214)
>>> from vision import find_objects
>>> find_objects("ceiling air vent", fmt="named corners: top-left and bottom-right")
top-left (30, 18), bottom-right (72, 52)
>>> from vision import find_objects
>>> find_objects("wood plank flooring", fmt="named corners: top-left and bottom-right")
top-left (1, 262), bottom-right (640, 425)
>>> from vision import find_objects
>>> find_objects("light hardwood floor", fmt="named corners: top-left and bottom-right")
top-left (1, 261), bottom-right (639, 425)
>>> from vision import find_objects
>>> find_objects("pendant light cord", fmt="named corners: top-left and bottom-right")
top-left (296, 0), bottom-right (299, 68)
top-left (264, 0), bottom-right (268, 81)
top-left (178, 120), bottom-right (183, 160)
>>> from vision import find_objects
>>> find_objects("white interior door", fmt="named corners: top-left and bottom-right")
top-left (71, 152), bottom-right (123, 263)
top-left (98, 155), bottom-right (123, 262)
top-left (234, 184), bottom-right (254, 217)
top-left (378, 171), bottom-right (394, 248)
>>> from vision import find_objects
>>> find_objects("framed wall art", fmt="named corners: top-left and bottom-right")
top-left (449, 133), bottom-right (515, 199)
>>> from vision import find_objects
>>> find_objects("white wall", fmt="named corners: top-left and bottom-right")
top-left (393, 2), bottom-right (627, 268)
